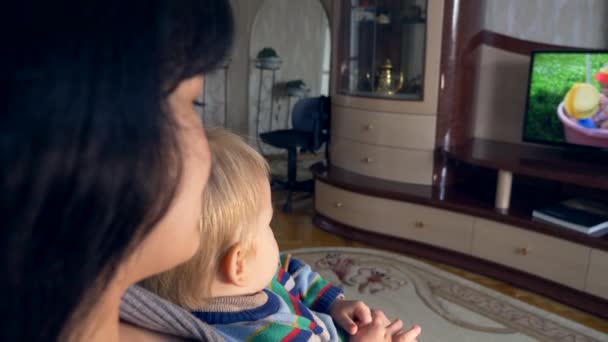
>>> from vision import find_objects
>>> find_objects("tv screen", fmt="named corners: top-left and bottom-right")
top-left (523, 51), bottom-right (608, 149)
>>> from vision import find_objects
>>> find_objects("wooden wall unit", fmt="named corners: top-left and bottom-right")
top-left (471, 219), bottom-right (590, 291)
top-left (316, 181), bottom-right (475, 254)
top-left (317, 0), bottom-right (608, 319)
top-left (331, 0), bottom-right (445, 115)
top-left (330, 0), bottom-right (446, 186)
top-left (330, 137), bottom-right (434, 184)
top-left (331, 106), bottom-right (437, 149)
top-left (313, 165), bottom-right (608, 319)
top-left (587, 249), bottom-right (608, 299)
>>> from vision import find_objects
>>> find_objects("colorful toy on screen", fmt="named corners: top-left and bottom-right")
top-left (595, 65), bottom-right (608, 129)
top-left (563, 65), bottom-right (608, 129)
top-left (563, 83), bottom-right (600, 128)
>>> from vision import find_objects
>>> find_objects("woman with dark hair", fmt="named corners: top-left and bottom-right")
top-left (1, 1), bottom-right (233, 341)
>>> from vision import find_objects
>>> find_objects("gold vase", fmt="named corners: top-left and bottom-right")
top-left (375, 59), bottom-right (404, 95)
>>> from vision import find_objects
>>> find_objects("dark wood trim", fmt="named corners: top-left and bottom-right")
top-left (312, 164), bottom-right (608, 251)
top-left (433, 0), bottom-right (484, 185)
top-left (433, 27), bottom-right (601, 186)
top-left (448, 138), bottom-right (608, 191)
top-left (313, 213), bottom-right (608, 320)
top-left (468, 30), bottom-right (601, 56)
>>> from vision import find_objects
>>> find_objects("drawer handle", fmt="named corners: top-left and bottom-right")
top-left (334, 202), bottom-right (343, 208)
top-left (364, 123), bottom-right (374, 131)
top-left (515, 247), bottom-right (529, 256)
top-left (414, 221), bottom-right (425, 229)
top-left (362, 157), bottom-right (373, 164)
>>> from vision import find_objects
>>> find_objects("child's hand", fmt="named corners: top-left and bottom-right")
top-left (392, 324), bottom-right (422, 342)
top-left (350, 310), bottom-right (421, 342)
top-left (329, 299), bottom-right (372, 334)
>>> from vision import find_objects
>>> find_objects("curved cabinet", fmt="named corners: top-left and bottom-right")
top-left (315, 180), bottom-right (607, 303)
top-left (316, 181), bottom-right (474, 254)
top-left (332, 0), bottom-right (445, 115)
top-left (329, 0), bottom-right (445, 186)
top-left (472, 219), bottom-right (590, 291)
top-left (330, 137), bottom-right (434, 184)
top-left (332, 105), bottom-right (436, 150)
top-left (586, 249), bottom-right (608, 299)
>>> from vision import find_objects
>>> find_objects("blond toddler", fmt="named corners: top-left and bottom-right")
top-left (142, 128), bottom-right (421, 342)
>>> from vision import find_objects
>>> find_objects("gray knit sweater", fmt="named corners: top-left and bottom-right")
top-left (120, 285), bottom-right (224, 341)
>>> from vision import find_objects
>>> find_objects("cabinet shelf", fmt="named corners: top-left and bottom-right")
top-left (312, 163), bottom-right (608, 251)
top-left (447, 138), bottom-right (608, 191)
top-left (337, 0), bottom-right (428, 100)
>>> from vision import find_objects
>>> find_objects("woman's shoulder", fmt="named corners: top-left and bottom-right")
top-left (120, 285), bottom-right (224, 341)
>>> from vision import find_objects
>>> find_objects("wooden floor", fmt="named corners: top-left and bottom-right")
top-left (271, 192), bottom-right (608, 334)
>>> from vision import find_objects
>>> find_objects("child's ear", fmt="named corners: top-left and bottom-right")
top-left (220, 243), bottom-right (248, 287)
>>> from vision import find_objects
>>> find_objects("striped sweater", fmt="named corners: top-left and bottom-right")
top-left (192, 254), bottom-right (347, 341)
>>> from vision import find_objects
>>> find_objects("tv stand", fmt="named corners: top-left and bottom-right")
top-left (313, 155), bottom-right (608, 319)
top-left (555, 148), bottom-right (608, 166)
top-left (448, 139), bottom-right (608, 210)
top-left (449, 139), bottom-right (608, 190)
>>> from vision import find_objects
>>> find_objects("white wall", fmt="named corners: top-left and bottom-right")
top-left (473, 0), bottom-right (608, 143)
top-left (200, 0), bottom-right (331, 138)
top-left (247, 0), bottom-right (330, 151)
top-left (484, 0), bottom-right (608, 48)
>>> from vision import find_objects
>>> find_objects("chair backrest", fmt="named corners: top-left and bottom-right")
top-left (291, 96), bottom-right (330, 151)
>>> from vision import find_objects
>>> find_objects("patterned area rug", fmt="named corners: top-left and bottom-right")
top-left (287, 247), bottom-right (607, 342)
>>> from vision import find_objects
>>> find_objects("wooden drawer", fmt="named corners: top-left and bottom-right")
top-left (330, 137), bottom-right (434, 185)
top-left (472, 219), bottom-right (590, 290)
top-left (332, 105), bottom-right (436, 150)
top-left (586, 249), bottom-right (608, 300)
top-left (315, 181), bottom-right (474, 254)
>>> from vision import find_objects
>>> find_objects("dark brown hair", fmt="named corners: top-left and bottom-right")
top-left (0, 1), bottom-right (233, 340)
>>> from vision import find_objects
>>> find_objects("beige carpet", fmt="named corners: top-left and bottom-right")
top-left (287, 247), bottom-right (607, 342)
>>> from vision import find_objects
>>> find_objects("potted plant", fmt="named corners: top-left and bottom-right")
top-left (255, 47), bottom-right (281, 70)
top-left (285, 79), bottom-right (309, 97)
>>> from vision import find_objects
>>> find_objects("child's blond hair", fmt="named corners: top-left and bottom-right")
top-left (141, 128), bottom-right (269, 309)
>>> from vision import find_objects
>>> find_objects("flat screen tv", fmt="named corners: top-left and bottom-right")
top-left (523, 51), bottom-right (608, 150)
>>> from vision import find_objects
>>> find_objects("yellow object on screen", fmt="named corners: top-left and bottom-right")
top-left (563, 83), bottom-right (600, 119)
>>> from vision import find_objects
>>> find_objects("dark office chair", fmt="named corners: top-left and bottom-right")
top-left (260, 96), bottom-right (330, 212)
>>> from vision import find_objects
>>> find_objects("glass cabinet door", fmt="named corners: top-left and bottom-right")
top-left (337, 0), bottom-right (428, 100)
